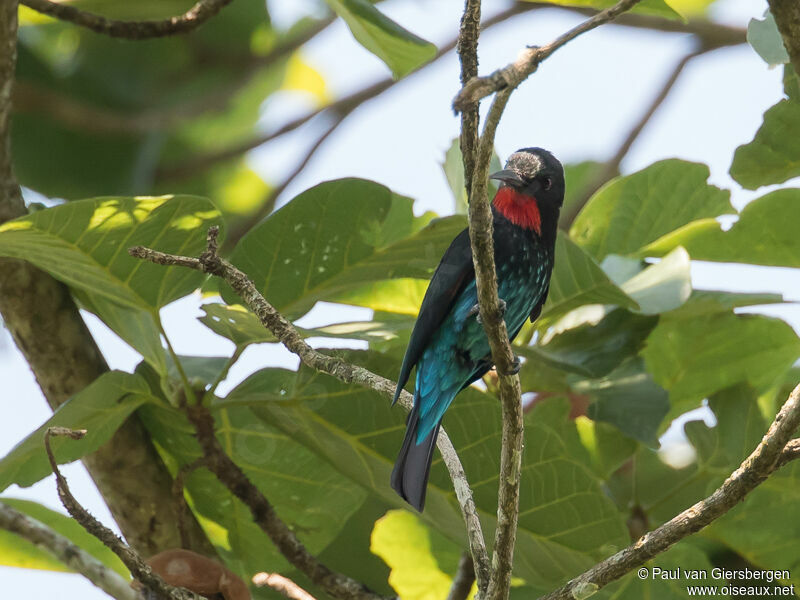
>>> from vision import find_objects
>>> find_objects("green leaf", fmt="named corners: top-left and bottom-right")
top-left (371, 510), bottom-right (468, 600)
top-left (524, 309), bottom-right (657, 379)
top-left (747, 11), bottom-right (790, 67)
top-left (74, 290), bottom-right (166, 373)
top-left (0, 498), bottom-right (128, 576)
top-left (542, 235), bottom-right (639, 321)
top-left (226, 179), bottom-right (461, 318)
top-left (198, 303), bottom-right (413, 348)
top-left (520, 0), bottom-right (681, 20)
top-left (324, 0), bottom-right (436, 78)
top-left (642, 312), bottom-right (800, 407)
top-left (0, 196), bottom-right (223, 311)
top-left (223, 357), bottom-right (627, 590)
top-left (619, 247), bottom-right (691, 315)
top-left (570, 160), bottom-right (732, 260)
top-left (671, 290), bottom-right (784, 318)
top-left (730, 100), bottom-right (800, 189)
top-left (642, 189), bottom-right (800, 267)
top-left (574, 358), bottom-right (670, 445)
top-left (332, 277), bottom-right (428, 315)
top-left (0, 371), bottom-right (152, 491)
top-left (573, 417), bottom-right (638, 480)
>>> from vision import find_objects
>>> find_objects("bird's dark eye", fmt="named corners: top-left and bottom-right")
top-left (542, 176), bottom-right (553, 191)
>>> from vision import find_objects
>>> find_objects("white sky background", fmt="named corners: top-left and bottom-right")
top-left (3, 0), bottom-right (800, 597)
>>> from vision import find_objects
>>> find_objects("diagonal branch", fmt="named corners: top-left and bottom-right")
top-left (44, 427), bottom-right (196, 600)
top-left (453, 0), bottom-right (643, 112)
top-left (538, 382), bottom-right (800, 600)
top-left (185, 402), bottom-right (387, 600)
top-left (0, 500), bottom-right (138, 600)
top-left (20, 0), bottom-right (234, 40)
top-left (447, 552), bottom-right (476, 600)
top-left (128, 227), bottom-right (489, 591)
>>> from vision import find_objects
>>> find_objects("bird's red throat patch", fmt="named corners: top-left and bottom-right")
top-left (493, 187), bottom-right (541, 234)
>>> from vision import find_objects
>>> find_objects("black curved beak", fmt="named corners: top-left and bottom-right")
top-left (489, 169), bottom-right (525, 187)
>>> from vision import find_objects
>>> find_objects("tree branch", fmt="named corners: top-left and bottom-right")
top-left (456, 3), bottom-right (645, 598)
top-left (253, 572), bottom-right (318, 600)
top-left (182, 402), bottom-right (384, 600)
top-left (453, 0), bottom-right (644, 112)
top-left (0, 500), bottom-right (139, 600)
top-left (19, 0), bottom-right (233, 40)
top-left (447, 552), bottom-right (476, 600)
top-left (768, 0), bottom-right (800, 76)
top-left (458, 0), bottom-right (483, 202)
top-left (538, 383), bottom-right (800, 600)
top-left (128, 227), bottom-right (489, 595)
top-left (560, 46), bottom-right (706, 228)
top-left (0, 0), bottom-right (214, 560)
top-left (44, 427), bottom-right (196, 600)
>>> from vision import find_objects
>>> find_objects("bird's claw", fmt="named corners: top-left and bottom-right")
top-left (468, 299), bottom-right (507, 324)
top-left (500, 355), bottom-right (522, 376)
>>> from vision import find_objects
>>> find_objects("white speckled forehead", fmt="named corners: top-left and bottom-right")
top-left (506, 151), bottom-right (542, 176)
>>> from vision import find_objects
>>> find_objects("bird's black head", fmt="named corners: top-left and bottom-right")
top-left (489, 147), bottom-right (564, 239)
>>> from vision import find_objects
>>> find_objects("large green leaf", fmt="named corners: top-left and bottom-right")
top-left (570, 160), bottom-right (732, 260)
top-left (371, 509), bottom-right (467, 600)
top-left (574, 357), bottom-right (669, 445)
top-left (619, 247), bottom-right (691, 315)
top-left (730, 99), bottom-right (800, 189)
top-left (0, 371), bottom-right (152, 491)
top-left (524, 309), bottom-right (657, 379)
top-left (198, 303), bottom-right (414, 348)
top-left (0, 498), bottom-right (128, 576)
top-left (222, 357), bottom-right (628, 590)
top-left (226, 179), bottom-right (461, 318)
top-left (642, 189), bottom-right (800, 267)
top-left (642, 311), bottom-right (800, 407)
top-left (0, 196), bottom-right (222, 311)
top-left (324, 0), bottom-right (436, 78)
top-left (542, 235), bottom-right (639, 320)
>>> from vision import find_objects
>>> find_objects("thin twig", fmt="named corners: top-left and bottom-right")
top-left (184, 403), bottom-right (387, 600)
top-left (129, 228), bottom-right (487, 599)
top-left (0, 500), bottom-right (139, 600)
top-left (43, 427), bottom-right (195, 600)
top-left (447, 552), bottom-right (476, 600)
top-left (253, 572), bottom-right (318, 600)
top-left (453, 0), bottom-right (644, 112)
top-left (560, 46), bottom-right (706, 228)
top-left (20, 0), bottom-right (233, 40)
top-left (538, 383), bottom-right (800, 600)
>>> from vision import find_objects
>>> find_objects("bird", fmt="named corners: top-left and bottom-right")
top-left (390, 147), bottom-right (565, 512)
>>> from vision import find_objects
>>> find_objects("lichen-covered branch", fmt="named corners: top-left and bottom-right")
top-left (44, 427), bottom-right (196, 600)
top-left (768, 0), bottom-right (800, 76)
top-left (128, 227), bottom-right (489, 592)
top-left (0, 500), bottom-right (139, 600)
top-left (20, 0), bottom-right (233, 40)
top-left (453, 0), bottom-right (643, 112)
top-left (538, 383), bottom-right (800, 600)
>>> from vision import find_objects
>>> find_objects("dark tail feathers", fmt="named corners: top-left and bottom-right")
top-left (391, 403), bottom-right (440, 512)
